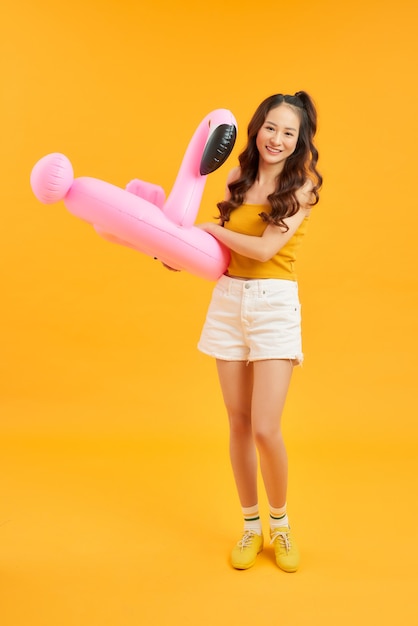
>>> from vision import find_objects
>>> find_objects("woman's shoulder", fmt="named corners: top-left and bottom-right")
top-left (296, 178), bottom-right (315, 210)
top-left (226, 167), bottom-right (241, 185)
top-left (223, 167), bottom-right (241, 201)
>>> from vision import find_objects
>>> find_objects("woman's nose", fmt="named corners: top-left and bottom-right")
top-left (270, 132), bottom-right (282, 146)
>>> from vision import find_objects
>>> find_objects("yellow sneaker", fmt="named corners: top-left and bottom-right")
top-left (270, 527), bottom-right (300, 572)
top-left (231, 530), bottom-right (264, 570)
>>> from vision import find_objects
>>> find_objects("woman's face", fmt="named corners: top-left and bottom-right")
top-left (256, 104), bottom-right (300, 170)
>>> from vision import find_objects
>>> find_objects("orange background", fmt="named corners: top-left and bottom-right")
top-left (1, 0), bottom-right (417, 624)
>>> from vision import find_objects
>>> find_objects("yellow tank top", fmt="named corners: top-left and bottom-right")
top-left (224, 204), bottom-right (308, 280)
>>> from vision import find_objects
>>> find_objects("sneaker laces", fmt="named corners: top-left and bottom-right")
top-left (270, 529), bottom-right (292, 553)
top-left (237, 530), bottom-right (257, 551)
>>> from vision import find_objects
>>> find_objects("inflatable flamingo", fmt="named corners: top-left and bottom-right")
top-left (30, 109), bottom-right (237, 281)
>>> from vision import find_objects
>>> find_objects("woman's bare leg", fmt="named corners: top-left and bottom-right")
top-left (216, 359), bottom-right (258, 507)
top-left (251, 359), bottom-right (294, 508)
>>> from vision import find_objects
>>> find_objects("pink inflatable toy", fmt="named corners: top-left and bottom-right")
top-left (30, 109), bottom-right (237, 280)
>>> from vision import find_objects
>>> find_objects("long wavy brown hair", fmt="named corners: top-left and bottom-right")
top-left (217, 92), bottom-right (322, 230)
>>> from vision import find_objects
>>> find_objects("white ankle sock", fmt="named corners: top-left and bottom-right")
top-left (242, 504), bottom-right (262, 535)
top-left (269, 504), bottom-right (289, 530)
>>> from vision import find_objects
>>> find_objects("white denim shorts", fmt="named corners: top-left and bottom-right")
top-left (198, 275), bottom-right (303, 364)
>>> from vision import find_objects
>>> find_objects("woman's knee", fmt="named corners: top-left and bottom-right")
top-left (227, 408), bottom-right (252, 438)
top-left (253, 423), bottom-right (283, 451)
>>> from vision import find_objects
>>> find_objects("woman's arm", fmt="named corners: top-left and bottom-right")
top-left (197, 210), bottom-right (308, 262)
top-left (198, 180), bottom-right (314, 263)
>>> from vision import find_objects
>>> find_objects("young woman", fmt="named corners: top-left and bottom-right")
top-left (197, 92), bottom-right (322, 572)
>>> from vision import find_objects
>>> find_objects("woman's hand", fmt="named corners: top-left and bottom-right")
top-left (196, 222), bottom-right (218, 235)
